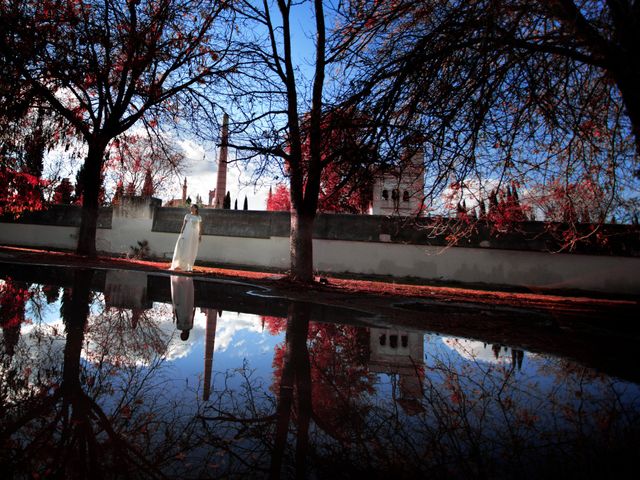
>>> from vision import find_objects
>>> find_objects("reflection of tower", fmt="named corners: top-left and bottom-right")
top-left (203, 308), bottom-right (219, 401)
top-left (368, 328), bottom-right (425, 415)
top-left (214, 113), bottom-right (229, 209)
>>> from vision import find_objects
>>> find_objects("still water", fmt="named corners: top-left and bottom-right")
top-left (1, 264), bottom-right (639, 479)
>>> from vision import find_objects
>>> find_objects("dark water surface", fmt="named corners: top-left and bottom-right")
top-left (1, 263), bottom-right (639, 479)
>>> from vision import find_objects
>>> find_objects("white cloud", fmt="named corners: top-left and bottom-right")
top-left (41, 127), bottom-right (273, 209)
top-left (213, 312), bottom-right (264, 353)
top-left (178, 138), bottom-right (210, 167)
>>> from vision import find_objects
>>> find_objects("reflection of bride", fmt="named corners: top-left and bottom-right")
top-left (170, 275), bottom-right (195, 341)
top-left (170, 204), bottom-right (202, 272)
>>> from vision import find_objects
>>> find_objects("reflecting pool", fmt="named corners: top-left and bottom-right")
top-left (1, 264), bottom-right (639, 479)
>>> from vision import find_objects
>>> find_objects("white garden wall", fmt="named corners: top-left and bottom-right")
top-left (1, 198), bottom-right (638, 295)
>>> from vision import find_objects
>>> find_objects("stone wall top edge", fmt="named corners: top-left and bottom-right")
top-left (1, 205), bottom-right (638, 257)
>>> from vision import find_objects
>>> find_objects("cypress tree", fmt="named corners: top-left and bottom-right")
top-left (142, 168), bottom-right (154, 197)
top-left (112, 180), bottom-right (124, 205)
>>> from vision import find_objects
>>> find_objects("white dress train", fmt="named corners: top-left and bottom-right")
top-left (170, 213), bottom-right (202, 271)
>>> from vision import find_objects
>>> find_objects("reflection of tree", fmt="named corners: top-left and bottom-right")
top-left (271, 319), bottom-right (375, 444)
top-left (197, 305), bottom-right (314, 478)
top-left (84, 300), bottom-right (173, 368)
top-left (0, 278), bottom-right (30, 359)
top-left (263, 310), bottom-right (377, 447)
top-left (199, 320), bottom-right (640, 479)
top-left (5, 277), bottom-right (634, 479)
top-left (41, 284), bottom-right (60, 304)
top-left (198, 309), bottom-right (376, 477)
top-left (270, 303), bottom-right (312, 479)
top-left (0, 270), bottom-right (202, 478)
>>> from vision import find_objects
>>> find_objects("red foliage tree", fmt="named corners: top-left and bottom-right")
top-left (266, 111), bottom-right (376, 216)
top-left (0, 278), bottom-right (30, 329)
top-left (0, 0), bottom-right (231, 256)
top-left (342, 0), bottom-right (640, 242)
top-left (0, 278), bottom-right (31, 357)
top-left (485, 183), bottom-right (530, 232)
top-left (260, 315), bottom-right (288, 335)
top-left (266, 185), bottom-right (291, 211)
top-left (532, 178), bottom-right (607, 224)
top-left (298, 108), bottom-right (376, 214)
top-left (104, 133), bottom-right (184, 201)
top-left (316, 161), bottom-right (372, 214)
top-left (229, 1), bottom-right (382, 282)
top-left (0, 166), bottom-right (44, 216)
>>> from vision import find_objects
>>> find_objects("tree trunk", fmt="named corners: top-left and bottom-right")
top-left (60, 268), bottom-right (95, 478)
top-left (289, 209), bottom-right (315, 283)
top-left (292, 303), bottom-right (312, 478)
top-left (76, 141), bottom-right (106, 257)
top-left (269, 302), bottom-right (311, 480)
top-left (615, 69), bottom-right (640, 157)
top-left (61, 269), bottom-right (93, 390)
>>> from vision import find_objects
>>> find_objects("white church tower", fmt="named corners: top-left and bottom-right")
top-left (213, 113), bottom-right (229, 209)
top-left (371, 147), bottom-right (425, 216)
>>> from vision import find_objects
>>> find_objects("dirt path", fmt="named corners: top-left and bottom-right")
top-left (1, 245), bottom-right (636, 320)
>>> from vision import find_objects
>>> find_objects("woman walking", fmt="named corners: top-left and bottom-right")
top-left (170, 204), bottom-right (202, 271)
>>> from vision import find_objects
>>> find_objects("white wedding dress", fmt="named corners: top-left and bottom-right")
top-left (170, 214), bottom-right (202, 271)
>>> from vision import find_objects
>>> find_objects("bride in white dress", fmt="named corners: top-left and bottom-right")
top-left (170, 204), bottom-right (202, 271)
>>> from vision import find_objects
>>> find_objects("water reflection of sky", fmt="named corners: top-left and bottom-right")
top-left (3, 275), bottom-right (640, 478)
top-left (18, 290), bottom-right (284, 399)
top-left (11, 285), bottom-right (640, 410)
top-left (166, 309), bottom-right (284, 392)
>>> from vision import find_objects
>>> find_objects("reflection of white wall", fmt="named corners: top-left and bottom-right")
top-left (6, 299), bottom-right (271, 368)
top-left (1, 301), bottom-right (275, 408)
top-left (105, 270), bottom-right (150, 309)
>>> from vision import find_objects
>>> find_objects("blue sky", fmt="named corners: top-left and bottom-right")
top-left (177, 1), bottom-right (321, 209)
top-left (40, 1), bottom-right (327, 210)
